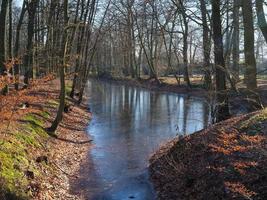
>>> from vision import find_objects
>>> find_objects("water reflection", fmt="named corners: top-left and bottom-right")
top-left (71, 80), bottom-right (211, 199)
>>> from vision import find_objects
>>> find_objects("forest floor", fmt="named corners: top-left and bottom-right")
top-left (0, 76), bottom-right (92, 200)
top-left (149, 109), bottom-right (267, 199)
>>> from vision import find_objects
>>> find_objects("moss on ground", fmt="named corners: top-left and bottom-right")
top-left (48, 100), bottom-right (59, 108)
top-left (0, 111), bottom-right (51, 199)
top-left (65, 82), bottom-right (72, 96)
top-left (0, 138), bottom-right (30, 198)
top-left (240, 108), bottom-right (267, 135)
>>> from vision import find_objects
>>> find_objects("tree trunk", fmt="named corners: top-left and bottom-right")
top-left (24, 0), bottom-right (39, 86)
top-left (211, 0), bottom-right (230, 122)
top-left (256, 0), bottom-right (267, 43)
top-left (200, 0), bottom-right (211, 89)
top-left (242, 0), bottom-right (257, 90)
top-left (181, 7), bottom-right (191, 87)
top-left (14, 0), bottom-right (26, 90)
top-left (232, 0), bottom-right (240, 83)
top-left (0, 0), bottom-right (9, 95)
top-left (0, 0), bottom-right (8, 75)
top-left (47, 0), bottom-right (68, 133)
top-left (126, 2), bottom-right (135, 79)
top-left (8, 0), bottom-right (12, 60)
top-left (70, 0), bottom-right (91, 98)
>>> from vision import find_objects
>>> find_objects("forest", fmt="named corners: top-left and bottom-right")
top-left (0, 0), bottom-right (266, 199)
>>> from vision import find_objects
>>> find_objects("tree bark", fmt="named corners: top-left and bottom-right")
top-left (182, 21), bottom-right (191, 87)
top-left (256, 0), bottom-right (267, 43)
top-left (0, 0), bottom-right (8, 75)
top-left (200, 0), bottom-right (211, 89)
top-left (24, 0), bottom-right (39, 86)
top-left (47, 0), bottom-right (69, 133)
top-left (242, 0), bottom-right (257, 90)
top-left (70, 0), bottom-right (92, 98)
top-left (14, 0), bottom-right (26, 90)
top-left (211, 0), bottom-right (230, 122)
top-left (232, 0), bottom-right (240, 83)
top-left (0, 0), bottom-right (9, 95)
top-left (8, 0), bottom-right (12, 60)
top-left (180, 1), bottom-right (191, 87)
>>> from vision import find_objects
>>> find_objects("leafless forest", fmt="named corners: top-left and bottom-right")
top-left (0, 0), bottom-right (267, 199)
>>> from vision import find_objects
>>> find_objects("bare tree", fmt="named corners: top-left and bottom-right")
top-left (14, 0), bottom-right (27, 90)
top-left (242, 0), bottom-right (257, 90)
top-left (256, 0), bottom-right (267, 43)
top-left (47, 0), bottom-right (69, 133)
top-left (24, 0), bottom-right (39, 86)
top-left (232, 0), bottom-right (240, 83)
top-left (211, 0), bottom-right (230, 121)
top-left (200, 0), bottom-right (211, 89)
top-left (0, 0), bottom-right (9, 95)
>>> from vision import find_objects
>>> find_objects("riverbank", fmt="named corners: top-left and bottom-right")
top-left (149, 108), bottom-right (267, 199)
top-left (0, 76), bottom-right (92, 199)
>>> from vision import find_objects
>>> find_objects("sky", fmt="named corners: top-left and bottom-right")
top-left (14, 0), bottom-right (23, 7)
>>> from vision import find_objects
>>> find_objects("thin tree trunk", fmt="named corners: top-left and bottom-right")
top-left (182, 12), bottom-right (191, 87)
top-left (70, 0), bottom-right (92, 98)
top-left (8, 0), bottom-right (12, 60)
top-left (126, 2), bottom-right (135, 78)
top-left (47, 0), bottom-right (69, 133)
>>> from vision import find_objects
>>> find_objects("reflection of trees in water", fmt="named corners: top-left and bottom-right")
top-left (166, 95), bottom-right (172, 131)
top-left (89, 80), bottom-right (212, 135)
top-left (85, 80), bottom-right (214, 198)
top-left (183, 96), bottom-right (191, 134)
top-left (203, 101), bottom-right (210, 128)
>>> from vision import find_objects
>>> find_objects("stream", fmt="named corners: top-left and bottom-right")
top-left (71, 80), bottom-right (211, 200)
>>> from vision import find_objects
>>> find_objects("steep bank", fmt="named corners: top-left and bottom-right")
top-left (0, 77), bottom-right (92, 199)
top-left (149, 109), bottom-right (267, 199)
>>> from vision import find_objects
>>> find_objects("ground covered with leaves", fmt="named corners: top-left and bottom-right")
top-left (0, 77), bottom-right (92, 199)
top-left (149, 109), bottom-right (267, 200)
